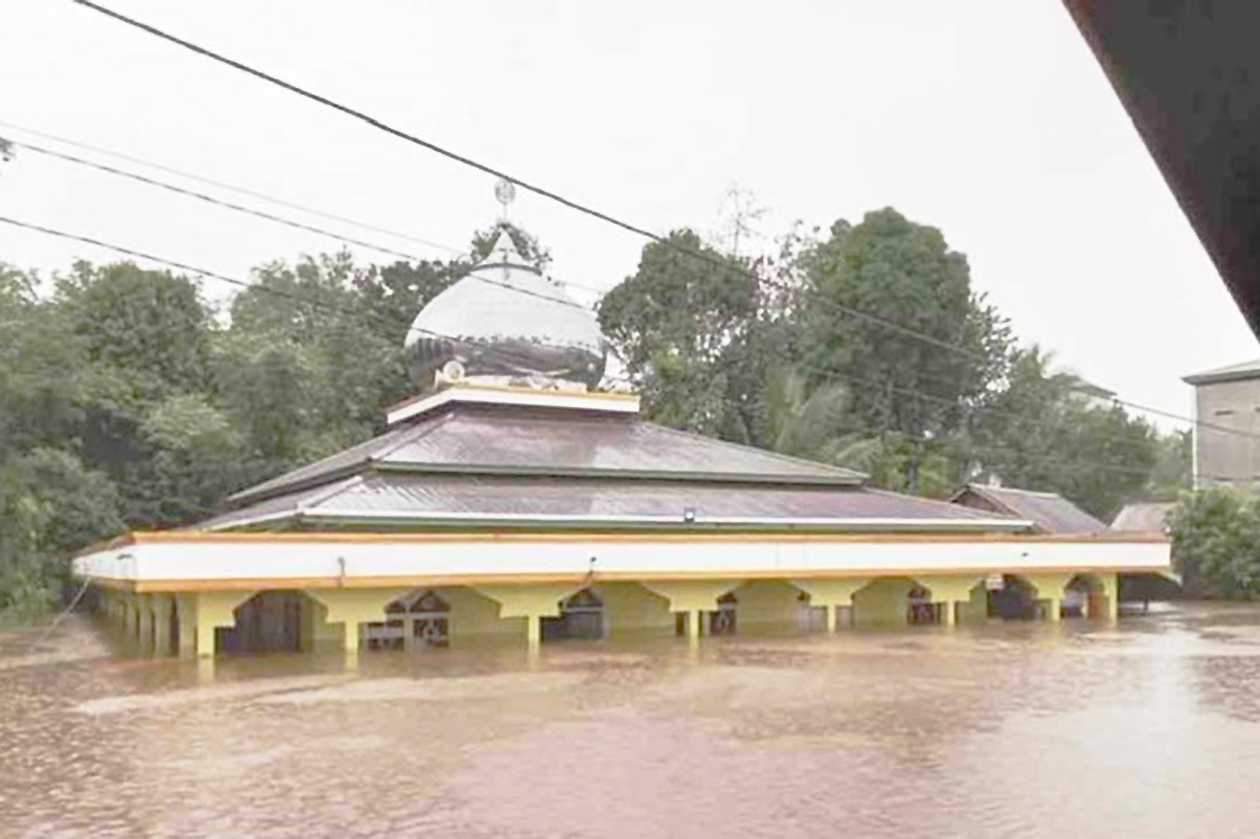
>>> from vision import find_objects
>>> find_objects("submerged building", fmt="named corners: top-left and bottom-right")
top-left (74, 228), bottom-right (1171, 657)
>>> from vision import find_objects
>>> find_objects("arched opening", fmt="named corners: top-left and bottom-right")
top-left (1065, 574), bottom-right (1107, 619)
top-left (907, 584), bottom-right (943, 625)
top-left (217, 590), bottom-right (306, 654)
top-left (987, 575), bottom-right (1041, 620)
top-left (368, 589), bottom-right (452, 651)
top-left (542, 588), bottom-right (605, 641)
top-left (709, 591), bottom-right (738, 636)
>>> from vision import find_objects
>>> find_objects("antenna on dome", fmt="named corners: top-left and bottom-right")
top-left (494, 177), bottom-right (516, 223)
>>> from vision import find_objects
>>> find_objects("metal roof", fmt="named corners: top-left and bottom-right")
top-left (1182, 359), bottom-right (1260, 386)
top-left (1110, 502), bottom-right (1174, 534)
top-left (950, 484), bottom-right (1107, 535)
top-left (230, 404), bottom-right (867, 505)
top-left (201, 472), bottom-right (1028, 532)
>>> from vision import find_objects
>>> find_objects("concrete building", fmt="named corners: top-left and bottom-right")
top-left (74, 226), bottom-right (1171, 657)
top-left (1183, 360), bottom-right (1260, 488)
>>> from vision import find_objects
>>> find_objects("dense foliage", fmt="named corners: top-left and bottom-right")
top-left (1, 211), bottom-right (1190, 619)
top-left (1168, 487), bottom-right (1260, 598)
top-left (600, 208), bottom-right (1184, 513)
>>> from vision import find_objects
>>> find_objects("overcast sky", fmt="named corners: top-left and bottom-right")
top-left (3, 1), bottom-right (1257, 428)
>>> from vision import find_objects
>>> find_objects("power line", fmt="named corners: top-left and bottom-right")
top-left (34, 2), bottom-right (1241, 444)
top-left (69, 0), bottom-right (985, 362)
top-left (0, 118), bottom-right (466, 257)
top-left (3, 135), bottom-right (597, 313)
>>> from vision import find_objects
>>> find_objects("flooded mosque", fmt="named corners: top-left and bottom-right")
top-left (74, 193), bottom-right (1171, 658)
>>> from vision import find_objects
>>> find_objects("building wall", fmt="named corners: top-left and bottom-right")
top-left (1194, 377), bottom-right (1260, 487)
top-left (733, 580), bottom-right (802, 628)
top-left (853, 577), bottom-right (917, 627)
top-left (596, 582), bottom-right (673, 636)
top-left (439, 587), bottom-right (526, 644)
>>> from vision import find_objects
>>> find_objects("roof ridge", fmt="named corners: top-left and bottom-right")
top-left (866, 487), bottom-right (1020, 520)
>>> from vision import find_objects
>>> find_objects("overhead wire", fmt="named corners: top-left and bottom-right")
top-left (69, 0), bottom-right (1220, 436)
top-left (1, 135), bottom-right (599, 313)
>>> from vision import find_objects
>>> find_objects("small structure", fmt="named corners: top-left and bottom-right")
top-left (948, 483), bottom-right (1108, 535)
top-left (1182, 359), bottom-right (1260, 488)
top-left (74, 222), bottom-right (1171, 657)
top-left (1111, 502), bottom-right (1174, 534)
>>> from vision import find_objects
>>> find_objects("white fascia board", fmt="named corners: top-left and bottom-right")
top-left (74, 534), bottom-right (1171, 585)
top-left (386, 386), bottom-right (640, 425)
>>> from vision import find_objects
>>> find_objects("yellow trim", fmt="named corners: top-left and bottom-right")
top-left (90, 565), bottom-right (1171, 594)
top-left (96, 529), bottom-right (1171, 549)
top-left (385, 381), bottom-right (640, 414)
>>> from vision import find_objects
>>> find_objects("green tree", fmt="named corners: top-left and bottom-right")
top-left (598, 229), bottom-right (768, 442)
top-left (797, 209), bottom-right (1012, 445)
top-left (1168, 486), bottom-right (1260, 598)
top-left (0, 449), bottom-right (123, 620)
top-left (972, 346), bottom-right (1158, 519)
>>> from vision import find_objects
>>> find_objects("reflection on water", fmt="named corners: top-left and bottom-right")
top-left (2, 604), bottom-right (1259, 837)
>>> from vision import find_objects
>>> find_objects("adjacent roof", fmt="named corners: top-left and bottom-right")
top-left (1182, 359), bottom-right (1260, 386)
top-left (200, 472), bottom-right (1028, 532)
top-left (949, 484), bottom-right (1107, 535)
top-left (1111, 502), bottom-right (1174, 534)
top-left (230, 401), bottom-right (867, 505)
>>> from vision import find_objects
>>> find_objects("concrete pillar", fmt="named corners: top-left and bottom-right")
top-left (1101, 572), bottom-right (1120, 621)
top-left (193, 591), bottom-right (257, 657)
top-left (1024, 573), bottom-right (1074, 623)
top-left (473, 584), bottom-right (584, 649)
top-left (175, 594), bottom-right (197, 658)
top-left (305, 588), bottom-right (411, 655)
top-left (791, 579), bottom-right (869, 631)
top-left (913, 576), bottom-right (984, 628)
top-left (640, 580), bottom-right (742, 640)
top-left (941, 601), bottom-right (956, 627)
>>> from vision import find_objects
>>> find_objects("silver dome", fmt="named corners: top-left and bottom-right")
top-left (405, 230), bottom-right (607, 390)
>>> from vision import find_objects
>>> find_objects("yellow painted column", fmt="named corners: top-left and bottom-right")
top-left (306, 588), bottom-right (411, 653)
top-left (791, 579), bottom-right (869, 632)
top-left (148, 594), bottom-right (172, 656)
top-left (1023, 573), bottom-right (1074, 623)
top-left (640, 579), bottom-right (742, 640)
top-left (915, 575), bottom-right (984, 628)
top-left (1100, 572), bottom-right (1120, 621)
top-left (473, 584), bottom-right (585, 649)
top-left (194, 591), bottom-right (257, 657)
top-left (175, 594), bottom-right (197, 658)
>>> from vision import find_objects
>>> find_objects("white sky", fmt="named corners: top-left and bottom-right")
top-left (3, 0), bottom-right (1257, 429)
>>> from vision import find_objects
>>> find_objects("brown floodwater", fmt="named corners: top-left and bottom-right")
top-left (3, 603), bottom-right (1260, 837)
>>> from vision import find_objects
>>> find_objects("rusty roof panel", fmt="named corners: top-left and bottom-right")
top-left (230, 405), bottom-right (864, 505)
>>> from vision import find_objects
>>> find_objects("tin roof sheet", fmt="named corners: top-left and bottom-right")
top-left (953, 484), bottom-right (1107, 534)
top-left (231, 405), bottom-right (865, 504)
top-left (203, 472), bottom-right (1022, 531)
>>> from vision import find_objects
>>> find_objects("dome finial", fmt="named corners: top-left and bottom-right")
top-left (494, 177), bottom-right (516, 222)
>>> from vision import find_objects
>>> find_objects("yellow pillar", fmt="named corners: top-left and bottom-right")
top-left (305, 588), bottom-right (411, 653)
top-left (640, 580), bottom-right (742, 640)
top-left (473, 584), bottom-right (585, 648)
top-left (175, 594), bottom-right (197, 658)
top-left (1100, 572), bottom-right (1120, 621)
top-left (914, 575), bottom-right (984, 628)
top-left (1023, 573), bottom-right (1074, 623)
top-left (791, 578), bottom-right (869, 632)
top-left (194, 591), bottom-right (257, 657)
top-left (148, 594), bottom-right (172, 656)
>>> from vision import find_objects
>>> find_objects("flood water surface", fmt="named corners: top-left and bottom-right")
top-left (3, 604), bottom-right (1260, 837)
